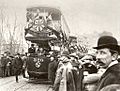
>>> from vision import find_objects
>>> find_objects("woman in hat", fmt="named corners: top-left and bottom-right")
top-left (93, 36), bottom-right (120, 91)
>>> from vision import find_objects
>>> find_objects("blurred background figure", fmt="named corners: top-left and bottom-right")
top-left (28, 44), bottom-right (36, 53)
top-left (13, 53), bottom-right (23, 83)
top-left (81, 54), bottom-right (98, 74)
top-left (0, 54), bottom-right (6, 77)
top-left (21, 53), bottom-right (28, 78)
top-left (1, 52), bottom-right (9, 77)
top-left (9, 55), bottom-right (14, 76)
top-left (69, 53), bottom-right (84, 91)
top-left (48, 51), bottom-right (59, 85)
top-left (37, 47), bottom-right (45, 56)
top-left (5, 54), bottom-right (12, 77)
top-left (80, 51), bottom-right (99, 91)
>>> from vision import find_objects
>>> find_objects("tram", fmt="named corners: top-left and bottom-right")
top-left (24, 6), bottom-right (70, 79)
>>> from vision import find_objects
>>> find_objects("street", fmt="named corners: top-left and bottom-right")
top-left (0, 76), bottom-right (51, 91)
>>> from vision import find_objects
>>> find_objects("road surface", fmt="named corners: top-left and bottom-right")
top-left (0, 76), bottom-right (51, 91)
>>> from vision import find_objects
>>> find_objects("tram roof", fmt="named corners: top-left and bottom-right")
top-left (26, 6), bottom-right (62, 15)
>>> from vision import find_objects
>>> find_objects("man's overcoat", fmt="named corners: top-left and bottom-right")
top-left (96, 63), bottom-right (120, 91)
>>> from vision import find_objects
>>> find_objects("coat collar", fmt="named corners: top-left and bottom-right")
top-left (101, 62), bottom-right (120, 78)
top-left (108, 60), bottom-right (118, 68)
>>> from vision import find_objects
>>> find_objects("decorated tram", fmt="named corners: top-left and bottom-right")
top-left (24, 6), bottom-right (70, 79)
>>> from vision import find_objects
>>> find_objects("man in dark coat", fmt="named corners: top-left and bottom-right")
top-left (93, 36), bottom-right (120, 91)
top-left (1, 54), bottom-right (6, 77)
top-left (1, 52), bottom-right (9, 77)
top-left (13, 53), bottom-right (23, 82)
top-left (48, 53), bottom-right (58, 85)
top-left (5, 55), bottom-right (12, 77)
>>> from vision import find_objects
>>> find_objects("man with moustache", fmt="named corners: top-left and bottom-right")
top-left (93, 36), bottom-right (120, 91)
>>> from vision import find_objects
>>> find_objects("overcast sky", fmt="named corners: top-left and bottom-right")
top-left (1, 0), bottom-right (120, 40)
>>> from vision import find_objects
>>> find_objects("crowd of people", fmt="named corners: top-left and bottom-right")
top-left (0, 51), bottom-right (27, 82)
top-left (0, 35), bottom-right (120, 91)
top-left (47, 35), bottom-right (120, 91)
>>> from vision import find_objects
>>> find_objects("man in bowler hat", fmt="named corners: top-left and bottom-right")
top-left (93, 36), bottom-right (120, 91)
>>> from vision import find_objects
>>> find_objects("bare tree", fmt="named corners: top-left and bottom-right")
top-left (0, 4), bottom-right (7, 53)
top-left (0, 4), bottom-right (24, 54)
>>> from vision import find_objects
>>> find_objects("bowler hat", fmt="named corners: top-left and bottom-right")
top-left (93, 36), bottom-right (120, 53)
